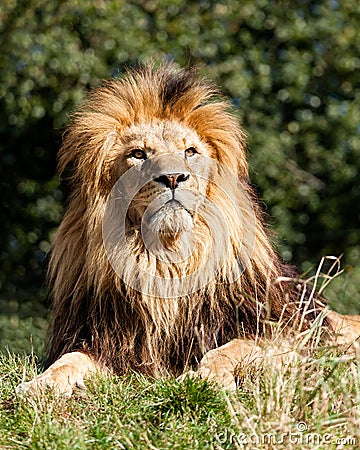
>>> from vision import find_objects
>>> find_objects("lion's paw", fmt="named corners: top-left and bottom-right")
top-left (196, 348), bottom-right (237, 390)
top-left (16, 352), bottom-right (96, 398)
top-left (195, 339), bottom-right (265, 390)
top-left (196, 365), bottom-right (236, 390)
top-left (16, 368), bottom-right (86, 397)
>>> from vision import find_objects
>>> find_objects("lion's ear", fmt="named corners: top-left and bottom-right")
top-left (58, 111), bottom-right (119, 191)
top-left (93, 132), bottom-right (118, 189)
top-left (213, 136), bottom-right (249, 181)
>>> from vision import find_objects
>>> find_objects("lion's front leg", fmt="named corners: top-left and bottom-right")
top-left (196, 339), bottom-right (264, 390)
top-left (16, 352), bottom-right (100, 397)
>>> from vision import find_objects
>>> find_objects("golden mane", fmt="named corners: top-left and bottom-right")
top-left (46, 64), bottom-right (329, 377)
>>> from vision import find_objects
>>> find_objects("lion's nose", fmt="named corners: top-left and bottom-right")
top-left (154, 172), bottom-right (190, 189)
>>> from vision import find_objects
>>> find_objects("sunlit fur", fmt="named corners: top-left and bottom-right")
top-left (46, 64), bottom-right (329, 376)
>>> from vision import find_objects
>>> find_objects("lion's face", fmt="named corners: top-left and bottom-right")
top-left (102, 118), bottom-right (243, 296)
top-left (117, 121), bottom-right (212, 240)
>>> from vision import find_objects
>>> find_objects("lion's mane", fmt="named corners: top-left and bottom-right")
top-left (46, 64), bottom-right (328, 376)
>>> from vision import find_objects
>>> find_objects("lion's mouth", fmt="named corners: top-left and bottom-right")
top-left (164, 198), bottom-right (193, 215)
top-left (149, 199), bottom-right (194, 235)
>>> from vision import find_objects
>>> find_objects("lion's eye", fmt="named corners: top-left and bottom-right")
top-left (130, 149), bottom-right (147, 159)
top-left (184, 147), bottom-right (198, 157)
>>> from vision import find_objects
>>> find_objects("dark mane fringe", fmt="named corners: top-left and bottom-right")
top-left (45, 63), bottom-right (331, 375)
top-left (46, 267), bottom-right (329, 376)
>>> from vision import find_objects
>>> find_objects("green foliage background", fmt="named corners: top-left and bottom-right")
top-left (1, 0), bottom-right (359, 354)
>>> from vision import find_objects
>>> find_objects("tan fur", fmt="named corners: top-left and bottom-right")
top-left (17, 64), bottom-right (360, 395)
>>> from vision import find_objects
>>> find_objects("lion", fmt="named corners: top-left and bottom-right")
top-left (17, 64), bottom-right (360, 395)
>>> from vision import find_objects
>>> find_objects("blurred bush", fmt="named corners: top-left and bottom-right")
top-left (1, 0), bottom-right (359, 353)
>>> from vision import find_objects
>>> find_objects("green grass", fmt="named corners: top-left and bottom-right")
top-left (1, 264), bottom-right (359, 448)
top-left (1, 347), bottom-right (360, 449)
